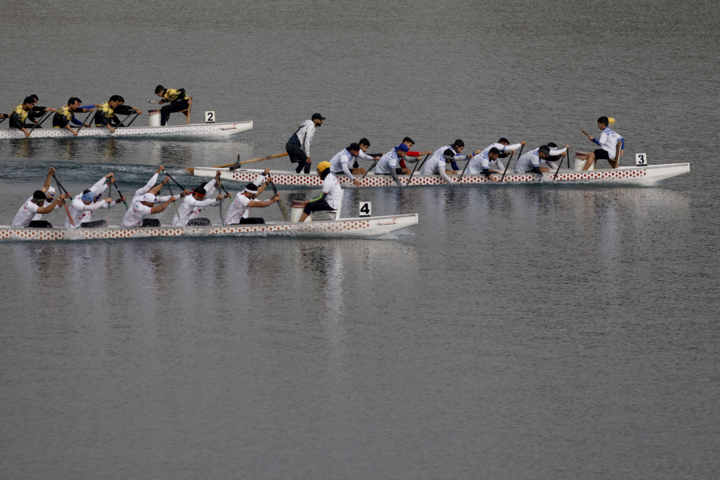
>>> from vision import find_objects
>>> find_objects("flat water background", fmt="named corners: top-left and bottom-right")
top-left (1, 1), bottom-right (719, 478)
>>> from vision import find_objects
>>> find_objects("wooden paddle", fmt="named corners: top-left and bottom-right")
top-left (269, 180), bottom-right (288, 222)
top-left (500, 145), bottom-right (523, 182)
top-left (457, 153), bottom-right (475, 181)
top-left (52, 174), bottom-right (75, 227)
top-left (553, 149), bottom-right (567, 180)
top-left (184, 153), bottom-right (289, 174)
top-left (28, 111), bottom-right (52, 137)
top-left (406, 153), bottom-right (431, 187)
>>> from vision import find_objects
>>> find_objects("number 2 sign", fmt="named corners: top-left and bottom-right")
top-left (205, 111), bottom-right (215, 123)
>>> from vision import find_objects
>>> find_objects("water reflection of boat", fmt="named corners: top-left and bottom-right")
top-left (192, 163), bottom-right (689, 188)
top-left (0, 214), bottom-right (419, 242)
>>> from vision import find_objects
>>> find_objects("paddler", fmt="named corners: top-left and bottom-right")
top-left (465, 139), bottom-right (526, 175)
top-left (421, 141), bottom-right (481, 183)
top-left (9, 97), bottom-right (39, 137)
top-left (286, 113), bottom-right (325, 174)
top-left (94, 95), bottom-right (122, 133)
top-left (52, 97), bottom-right (95, 135)
top-left (374, 144), bottom-right (415, 186)
top-left (66, 174), bottom-right (125, 228)
top-left (514, 144), bottom-right (568, 174)
top-left (350, 138), bottom-right (381, 171)
top-left (120, 166), bottom-right (186, 228)
top-left (224, 169), bottom-right (280, 225)
top-left (172, 171), bottom-right (230, 227)
top-left (11, 168), bottom-right (71, 228)
top-left (27, 94), bottom-right (57, 122)
top-left (110, 96), bottom-right (142, 127)
top-left (297, 161), bottom-right (341, 222)
top-left (154, 85), bottom-right (191, 126)
top-left (398, 137), bottom-right (432, 170)
top-left (581, 116), bottom-right (624, 170)
top-left (329, 143), bottom-right (364, 186)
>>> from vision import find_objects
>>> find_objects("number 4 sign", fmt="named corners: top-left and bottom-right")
top-left (359, 202), bottom-right (372, 217)
top-left (635, 153), bottom-right (647, 166)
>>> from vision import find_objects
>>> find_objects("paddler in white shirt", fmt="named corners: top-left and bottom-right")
top-left (582, 116), bottom-right (624, 170)
top-left (420, 140), bottom-right (480, 182)
top-left (224, 169), bottom-right (280, 225)
top-left (479, 138), bottom-right (526, 172)
top-left (514, 145), bottom-right (569, 174)
top-left (172, 171), bottom-right (230, 226)
top-left (120, 166), bottom-right (184, 228)
top-left (66, 174), bottom-right (125, 228)
top-left (11, 168), bottom-right (71, 228)
top-left (329, 143), bottom-right (363, 186)
top-left (374, 144), bottom-right (415, 186)
top-left (350, 138), bottom-right (381, 173)
top-left (297, 161), bottom-right (341, 222)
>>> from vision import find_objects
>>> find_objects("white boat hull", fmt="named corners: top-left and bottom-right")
top-left (0, 214), bottom-right (418, 242)
top-left (0, 121), bottom-right (252, 140)
top-left (193, 163), bottom-right (689, 188)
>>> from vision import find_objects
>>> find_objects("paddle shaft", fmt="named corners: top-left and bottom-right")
top-left (214, 153), bottom-right (288, 169)
top-left (28, 111), bottom-right (52, 136)
top-left (458, 154), bottom-right (473, 181)
top-left (407, 153), bottom-right (431, 186)
top-left (269, 180), bottom-right (289, 222)
top-left (113, 182), bottom-right (128, 210)
top-left (500, 145), bottom-right (523, 182)
top-left (52, 174), bottom-right (75, 227)
top-left (74, 110), bottom-right (95, 133)
top-left (164, 172), bottom-right (186, 191)
top-left (165, 179), bottom-right (181, 218)
top-left (553, 149), bottom-right (568, 180)
top-left (362, 159), bottom-right (379, 179)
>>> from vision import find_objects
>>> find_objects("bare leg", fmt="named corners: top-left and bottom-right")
top-left (299, 212), bottom-right (309, 222)
top-left (583, 153), bottom-right (595, 171)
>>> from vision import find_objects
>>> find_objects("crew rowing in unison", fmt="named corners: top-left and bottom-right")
top-left (514, 144), bottom-right (568, 174)
top-left (66, 174), bottom-right (125, 228)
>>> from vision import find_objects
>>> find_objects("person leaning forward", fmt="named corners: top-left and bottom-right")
top-left (94, 95), bottom-right (122, 133)
top-left (155, 85), bottom-right (190, 126)
top-left (224, 169), bottom-right (279, 225)
top-left (53, 97), bottom-right (96, 136)
top-left (9, 97), bottom-right (39, 137)
top-left (297, 162), bottom-right (341, 222)
top-left (286, 113), bottom-right (325, 174)
top-left (11, 168), bottom-right (71, 228)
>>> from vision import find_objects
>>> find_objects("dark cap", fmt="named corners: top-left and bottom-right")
top-left (33, 190), bottom-right (46, 201)
top-left (453, 139), bottom-right (464, 147)
top-left (347, 143), bottom-right (361, 152)
top-left (443, 149), bottom-right (455, 159)
top-left (538, 146), bottom-right (550, 156)
top-left (312, 113), bottom-right (326, 121)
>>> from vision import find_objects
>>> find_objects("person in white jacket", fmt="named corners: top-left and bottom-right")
top-left (65, 173), bottom-right (125, 228)
top-left (285, 113), bottom-right (325, 174)
top-left (172, 171), bottom-right (230, 226)
top-left (514, 145), bottom-right (569, 174)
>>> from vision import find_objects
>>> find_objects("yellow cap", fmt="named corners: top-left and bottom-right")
top-left (317, 161), bottom-right (331, 172)
top-left (608, 117), bottom-right (615, 124)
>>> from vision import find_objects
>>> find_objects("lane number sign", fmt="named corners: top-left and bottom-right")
top-left (635, 153), bottom-right (647, 166)
top-left (205, 111), bottom-right (216, 123)
top-left (359, 202), bottom-right (372, 217)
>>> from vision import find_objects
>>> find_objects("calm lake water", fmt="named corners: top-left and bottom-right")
top-left (1, 0), bottom-right (719, 478)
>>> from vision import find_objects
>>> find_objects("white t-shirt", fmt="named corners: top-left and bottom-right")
top-left (421, 145), bottom-right (465, 175)
top-left (224, 194), bottom-right (252, 224)
top-left (172, 195), bottom-right (219, 226)
top-left (121, 198), bottom-right (153, 228)
top-left (515, 148), bottom-right (566, 173)
top-left (322, 173), bottom-right (342, 210)
top-left (329, 148), bottom-right (355, 179)
top-left (374, 149), bottom-right (400, 174)
top-left (598, 127), bottom-right (623, 158)
top-left (66, 195), bottom-right (112, 228)
top-left (12, 198), bottom-right (40, 228)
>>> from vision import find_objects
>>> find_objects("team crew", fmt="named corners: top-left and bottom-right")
top-left (8, 97), bottom-right (38, 137)
top-left (375, 144), bottom-right (414, 186)
top-left (286, 113), bottom-right (325, 174)
top-left (478, 138), bottom-right (525, 172)
top-left (398, 137), bottom-right (432, 170)
top-left (94, 96), bottom-right (123, 133)
top-left (514, 145), bottom-right (568, 174)
top-left (155, 85), bottom-right (191, 126)
top-left (421, 141), bottom-right (480, 183)
top-left (173, 172), bottom-right (229, 227)
top-left (224, 170), bottom-right (280, 225)
top-left (350, 138), bottom-right (381, 171)
top-left (11, 168), bottom-right (70, 228)
top-left (120, 166), bottom-right (180, 228)
top-left (52, 97), bottom-right (95, 135)
top-left (66, 174), bottom-right (124, 228)
top-left (329, 143), bottom-right (363, 186)
top-left (582, 116), bottom-right (624, 170)
top-left (297, 162), bottom-right (342, 222)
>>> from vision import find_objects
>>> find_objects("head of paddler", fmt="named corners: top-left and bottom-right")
top-left (597, 116), bottom-right (609, 130)
top-left (108, 95), bottom-right (121, 109)
top-left (395, 143), bottom-right (409, 158)
top-left (140, 193), bottom-right (157, 207)
top-left (402, 137), bottom-right (415, 148)
top-left (311, 113), bottom-right (325, 127)
top-left (316, 161), bottom-right (331, 179)
top-left (32, 190), bottom-right (47, 206)
top-left (46, 187), bottom-right (56, 201)
top-left (242, 183), bottom-right (259, 199)
top-left (67, 97), bottom-right (82, 112)
top-left (155, 85), bottom-right (166, 98)
top-left (359, 138), bottom-right (370, 152)
top-left (488, 147), bottom-right (501, 160)
top-left (80, 190), bottom-right (96, 205)
top-left (452, 139), bottom-right (465, 154)
top-left (443, 149), bottom-right (455, 161)
top-left (192, 183), bottom-right (207, 200)
top-left (347, 142), bottom-right (361, 156)
top-left (498, 137), bottom-right (510, 146)
top-left (538, 145), bottom-right (550, 159)
top-left (22, 96), bottom-right (35, 111)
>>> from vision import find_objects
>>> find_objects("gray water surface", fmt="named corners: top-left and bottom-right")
top-left (1, 1), bottom-right (719, 479)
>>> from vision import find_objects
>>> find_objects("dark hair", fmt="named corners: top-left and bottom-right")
top-left (489, 147), bottom-right (500, 155)
top-left (347, 143), bottom-right (361, 152)
top-left (33, 190), bottom-right (46, 201)
top-left (116, 95), bottom-right (125, 103)
top-left (68, 97), bottom-right (81, 105)
top-left (443, 149), bottom-right (455, 157)
top-left (30, 94), bottom-right (39, 102)
top-left (547, 142), bottom-right (557, 148)
top-left (319, 169), bottom-right (331, 180)
top-left (402, 137), bottom-right (415, 145)
top-left (359, 138), bottom-right (370, 147)
top-left (23, 96), bottom-right (35, 105)
top-left (155, 85), bottom-right (165, 94)
top-left (109, 95), bottom-right (121, 102)
top-left (498, 138), bottom-right (509, 145)
top-left (194, 186), bottom-right (207, 195)
top-left (452, 139), bottom-right (464, 148)
top-left (598, 116), bottom-right (609, 125)
top-left (245, 182), bottom-right (258, 192)
top-left (539, 145), bottom-right (550, 156)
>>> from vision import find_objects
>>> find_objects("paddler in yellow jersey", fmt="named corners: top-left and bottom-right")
top-left (154, 85), bottom-right (191, 126)
top-left (94, 95), bottom-right (122, 133)
top-left (9, 97), bottom-right (39, 137)
top-left (52, 97), bottom-right (95, 136)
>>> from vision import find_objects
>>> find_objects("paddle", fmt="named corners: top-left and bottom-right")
top-left (164, 171), bottom-right (186, 191)
top-left (147, 99), bottom-right (161, 104)
top-left (457, 153), bottom-right (475, 181)
top-left (217, 182), bottom-right (232, 224)
top-left (406, 153), bottom-right (431, 187)
top-left (28, 111), bottom-right (52, 137)
top-left (553, 149), bottom-right (568, 180)
top-left (52, 173), bottom-right (75, 227)
top-left (0, 117), bottom-right (6, 125)
top-left (361, 158), bottom-right (379, 179)
top-left (500, 145), bottom-right (523, 183)
top-left (113, 181), bottom-right (128, 210)
top-left (268, 180), bottom-right (289, 222)
top-left (105, 177), bottom-right (112, 226)
top-left (164, 178), bottom-right (181, 219)
top-left (184, 152), bottom-right (289, 174)
top-left (124, 113), bottom-right (140, 128)
top-left (73, 110), bottom-right (95, 134)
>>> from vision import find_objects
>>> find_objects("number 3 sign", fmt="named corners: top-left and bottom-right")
top-left (635, 153), bottom-right (647, 166)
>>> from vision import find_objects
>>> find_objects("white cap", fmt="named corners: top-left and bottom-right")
top-left (141, 193), bottom-right (157, 203)
top-left (47, 187), bottom-right (56, 194)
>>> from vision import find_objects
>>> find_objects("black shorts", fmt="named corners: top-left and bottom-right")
top-left (286, 144), bottom-right (308, 164)
top-left (303, 200), bottom-right (333, 215)
top-left (238, 218), bottom-right (265, 224)
top-left (594, 149), bottom-right (610, 160)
